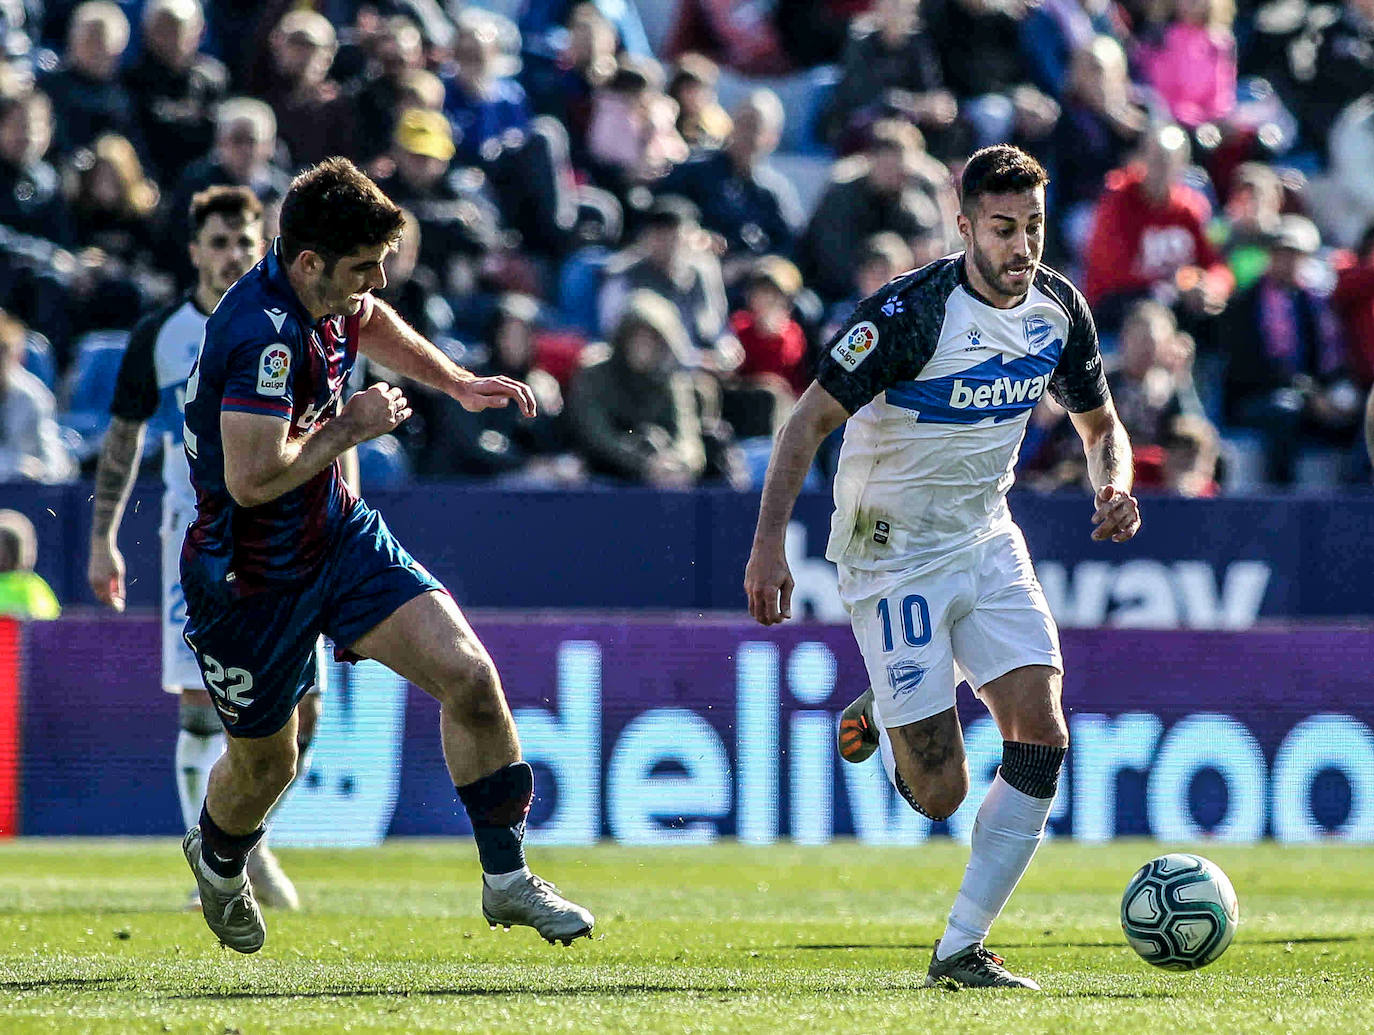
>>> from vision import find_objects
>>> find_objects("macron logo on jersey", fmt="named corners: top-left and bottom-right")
top-left (265, 308), bottom-right (288, 333)
top-left (887, 347), bottom-right (1062, 424)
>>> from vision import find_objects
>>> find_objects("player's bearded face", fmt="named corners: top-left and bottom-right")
top-left (193, 215), bottom-right (264, 298)
top-left (962, 189), bottom-right (1045, 302)
top-left (320, 242), bottom-right (393, 316)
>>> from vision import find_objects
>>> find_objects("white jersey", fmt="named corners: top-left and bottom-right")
top-left (815, 255), bottom-right (1109, 572)
top-left (111, 294), bottom-right (209, 514)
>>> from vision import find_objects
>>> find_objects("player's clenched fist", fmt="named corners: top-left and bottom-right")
top-left (341, 382), bottom-right (412, 441)
top-left (1091, 484), bottom-right (1142, 542)
top-left (744, 546), bottom-right (795, 626)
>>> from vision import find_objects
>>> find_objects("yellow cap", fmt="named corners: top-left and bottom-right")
top-left (394, 108), bottom-right (455, 162)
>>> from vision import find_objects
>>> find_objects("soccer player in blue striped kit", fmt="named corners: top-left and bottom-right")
top-left (746, 145), bottom-right (1142, 989)
top-left (177, 157), bottom-right (592, 953)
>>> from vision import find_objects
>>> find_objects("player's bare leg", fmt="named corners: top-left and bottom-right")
top-left (185, 714), bottom-right (299, 953)
top-left (350, 590), bottom-right (594, 945)
top-left (925, 665), bottom-right (1066, 990)
top-left (248, 692), bottom-right (321, 910)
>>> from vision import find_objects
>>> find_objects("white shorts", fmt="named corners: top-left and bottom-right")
top-left (839, 524), bottom-right (1062, 728)
top-left (162, 506), bottom-right (329, 696)
top-left (161, 506), bottom-right (204, 693)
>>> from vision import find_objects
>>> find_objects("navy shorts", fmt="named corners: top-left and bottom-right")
top-left (181, 502), bottom-right (442, 738)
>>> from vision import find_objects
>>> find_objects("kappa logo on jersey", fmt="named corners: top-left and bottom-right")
top-left (887, 660), bottom-right (927, 699)
top-left (832, 321), bottom-right (879, 372)
top-left (257, 345), bottom-right (292, 396)
top-left (881, 295), bottom-right (905, 317)
top-left (265, 308), bottom-right (288, 333)
top-left (1023, 314), bottom-right (1056, 354)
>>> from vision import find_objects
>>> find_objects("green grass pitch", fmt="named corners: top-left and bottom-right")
top-left (2, 839), bottom-right (1372, 1034)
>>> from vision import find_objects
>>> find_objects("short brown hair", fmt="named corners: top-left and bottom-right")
top-left (960, 145), bottom-right (1049, 212)
top-left (278, 157), bottom-right (405, 271)
top-left (189, 184), bottom-right (262, 236)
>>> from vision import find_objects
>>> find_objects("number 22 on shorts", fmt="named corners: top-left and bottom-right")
top-left (876, 594), bottom-right (932, 652)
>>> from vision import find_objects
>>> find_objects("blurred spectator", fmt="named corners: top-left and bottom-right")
top-left (665, 0), bottom-right (792, 77)
top-left (587, 58), bottom-right (689, 194)
top-left (374, 108), bottom-right (501, 301)
top-left (667, 53), bottom-right (732, 151)
top-left (1019, 0), bottom-right (1125, 100)
top-left (353, 16), bottom-right (426, 164)
top-left (1083, 123), bottom-right (1233, 332)
top-left (1049, 36), bottom-right (1148, 260)
top-left (1214, 161), bottom-right (1284, 291)
top-left (1107, 299), bottom-right (1210, 446)
top-left (1320, 94), bottom-right (1374, 251)
top-left (408, 293), bottom-right (580, 482)
top-left (1300, 0), bottom-right (1374, 155)
top-left (65, 133), bottom-right (167, 332)
top-left (1332, 224), bottom-right (1374, 386)
top-left (657, 89), bottom-right (800, 264)
top-left (1150, 413), bottom-right (1221, 495)
top-left (775, 0), bottom-right (882, 69)
top-left (41, 1), bottom-right (143, 159)
top-left (0, 90), bottom-right (77, 361)
top-left (443, 10), bottom-right (532, 168)
top-left (123, 0), bottom-right (227, 184)
top-left (798, 120), bottom-right (945, 302)
top-left (926, 0), bottom-right (1059, 148)
top-left (1135, 0), bottom-right (1237, 130)
top-left (568, 289), bottom-right (709, 487)
top-left (823, 0), bottom-right (959, 155)
top-left (0, 509), bottom-right (60, 619)
top-left (521, 2), bottom-right (618, 161)
top-left (0, 310), bottom-right (76, 484)
top-left (598, 196), bottom-right (737, 367)
top-left (1222, 215), bottom-right (1361, 484)
top-left (519, 0), bottom-right (654, 61)
top-left (161, 97), bottom-right (290, 284)
top-left (822, 231), bottom-right (915, 339)
top-left (724, 255), bottom-right (807, 438)
top-left (260, 10), bottom-right (356, 170)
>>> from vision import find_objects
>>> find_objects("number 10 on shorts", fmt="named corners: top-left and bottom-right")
top-left (876, 595), bottom-right (932, 652)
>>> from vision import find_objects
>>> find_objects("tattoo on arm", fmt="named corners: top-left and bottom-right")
top-left (1087, 420), bottom-right (1132, 494)
top-left (92, 417), bottom-right (146, 541)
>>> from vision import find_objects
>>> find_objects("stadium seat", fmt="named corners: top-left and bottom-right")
top-left (57, 332), bottom-right (130, 463)
top-left (357, 435), bottom-right (413, 489)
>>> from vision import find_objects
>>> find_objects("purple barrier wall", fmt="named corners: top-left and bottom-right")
top-left (19, 617), bottom-right (1374, 842)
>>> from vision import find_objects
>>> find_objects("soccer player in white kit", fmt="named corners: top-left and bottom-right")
top-left (745, 145), bottom-right (1142, 989)
top-left (87, 187), bottom-right (324, 910)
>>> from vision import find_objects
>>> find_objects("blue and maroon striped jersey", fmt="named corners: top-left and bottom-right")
top-left (182, 239), bottom-right (360, 587)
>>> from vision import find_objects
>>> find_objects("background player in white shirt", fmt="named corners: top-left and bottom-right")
top-left (86, 186), bottom-right (335, 911)
top-left (745, 145), bottom-right (1141, 989)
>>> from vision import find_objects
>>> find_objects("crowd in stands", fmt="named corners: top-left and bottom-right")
top-left (2, 0), bottom-right (1374, 494)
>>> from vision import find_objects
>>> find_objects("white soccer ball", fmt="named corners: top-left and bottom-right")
top-left (1120, 853), bottom-right (1239, 970)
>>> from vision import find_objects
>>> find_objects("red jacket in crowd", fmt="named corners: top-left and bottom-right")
top-left (1084, 164), bottom-right (1230, 306)
top-left (731, 309), bottom-right (809, 395)
top-left (1332, 258), bottom-right (1374, 385)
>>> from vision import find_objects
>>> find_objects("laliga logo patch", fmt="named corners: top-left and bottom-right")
top-left (831, 320), bottom-right (879, 372)
top-left (257, 344), bottom-right (292, 396)
top-left (1023, 314), bottom-right (1054, 354)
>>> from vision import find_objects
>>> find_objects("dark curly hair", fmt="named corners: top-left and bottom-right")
top-left (279, 157), bottom-right (405, 273)
top-left (960, 145), bottom-right (1050, 214)
top-left (189, 184), bottom-right (262, 236)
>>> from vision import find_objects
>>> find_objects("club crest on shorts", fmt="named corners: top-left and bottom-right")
top-left (1023, 315), bottom-right (1054, 354)
top-left (832, 321), bottom-right (879, 371)
top-left (257, 344), bottom-right (292, 396)
top-left (887, 660), bottom-right (927, 699)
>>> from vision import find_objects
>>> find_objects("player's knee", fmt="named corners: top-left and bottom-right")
top-left (234, 742), bottom-right (297, 792)
top-left (895, 764), bottom-right (968, 821)
top-left (438, 649), bottom-right (505, 728)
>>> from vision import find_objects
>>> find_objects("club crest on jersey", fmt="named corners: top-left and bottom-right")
top-left (257, 344), bottom-right (291, 396)
top-left (881, 295), bottom-right (904, 317)
top-left (1024, 314), bottom-right (1054, 354)
top-left (832, 320), bottom-right (878, 372)
top-left (887, 660), bottom-right (927, 699)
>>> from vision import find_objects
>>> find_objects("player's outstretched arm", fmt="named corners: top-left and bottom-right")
top-left (1069, 400), bottom-right (1141, 543)
top-left (358, 296), bottom-right (536, 417)
top-left (745, 382), bottom-right (849, 625)
top-left (222, 383), bottom-right (411, 507)
top-left (88, 416), bottom-right (147, 611)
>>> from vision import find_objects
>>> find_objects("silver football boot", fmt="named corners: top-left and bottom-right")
top-left (482, 873), bottom-right (595, 946)
top-left (183, 827), bottom-right (267, 954)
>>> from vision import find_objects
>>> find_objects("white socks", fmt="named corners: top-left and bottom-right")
top-left (484, 867), bottom-right (532, 890)
top-left (936, 773), bottom-right (1054, 960)
top-left (175, 728), bottom-right (225, 831)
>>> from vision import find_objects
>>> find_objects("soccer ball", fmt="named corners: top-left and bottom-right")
top-left (1120, 853), bottom-right (1239, 970)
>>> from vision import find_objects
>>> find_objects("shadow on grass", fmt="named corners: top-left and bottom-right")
top-left (171, 983), bottom-right (747, 1001)
top-left (782, 933), bottom-right (1362, 952)
top-left (1, 977), bottom-right (125, 992)
top-left (1240, 935), bottom-right (1360, 946)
